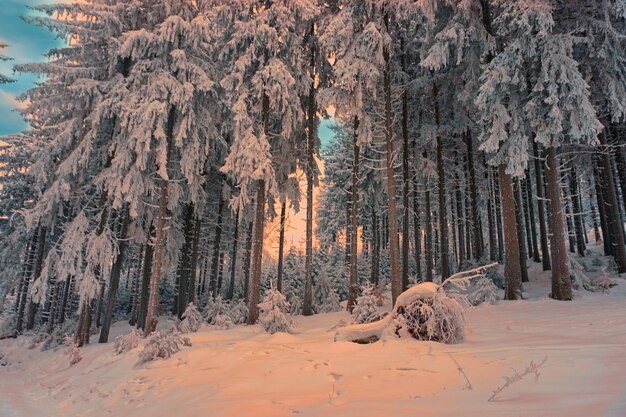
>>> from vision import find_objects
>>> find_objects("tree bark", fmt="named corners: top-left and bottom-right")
top-left (347, 116), bottom-right (360, 312)
top-left (466, 129), bottom-right (482, 260)
top-left (434, 82), bottom-right (450, 280)
top-left (383, 12), bottom-right (401, 303)
top-left (248, 94), bottom-right (270, 324)
top-left (569, 165), bottom-right (586, 257)
top-left (401, 39), bottom-right (410, 291)
top-left (499, 165), bottom-right (522, 300)
top-left (99, 209), bottom-right (130, 343)
top-left (144, 106), bottom-right (176, 336)
top-left (544, 147), bottom-right (572, 300)
top-left (424, 150), bottom-right (434, 282)
top-left (137, 234), bottom-right (153, 331)
top-left (276, 202), bottom-right (286, 294)
top-left (303, 20), bottom-right (316, 316)
top-left (525, 171), bottom-right (541, 263)
top-left (532, 141), bottom-right (551, 270)
top-left (514, 179), bottom-right (529, 283)
top-left (598, 131), bottom-right (626, 272)
top-left (227, 208), bottom-right (240, 300)
top-left (209, 182), bottom-right (226, 299)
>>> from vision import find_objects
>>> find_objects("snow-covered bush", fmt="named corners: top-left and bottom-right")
top-left (395, 290), bottom-right (466, 344)
top-left (258, 288), bottom-right (294, 334)
top-left (352, 285), bottom-right (380, 324)
top-left (570, 255), bottom-right (594, 291)
top-left (113, 329), bottom-right (142, 355)
top-left (179, 302), bottom-right (203, 333)
top-left (228, 299), bottom-right (248, 325)
top-left (468, 276), bottom-right (498, 306)
top-left (214, 314), bottom-right (234, 330)
top-left (203, 296), bottom-right (230, 324)
top-left (41, 319), bottom-right (77, 351)
top-left (0, 309), bottom-right (16, 339)
top-left (139, 327), bottom-right (191, 363)
top-left (64, 336), bottom-right (82, 366)
top-left (314, 267), bottom-right (341, 313)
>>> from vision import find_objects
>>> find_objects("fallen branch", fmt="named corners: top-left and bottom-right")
top-left (447, 353), bottom-right (472, 390)
top-left (488, 357), bottom-right (548, 402)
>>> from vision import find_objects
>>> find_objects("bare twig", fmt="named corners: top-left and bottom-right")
top-left (488, 357), bottom-right (548, 402)
top-left (447, 353), bottom-right (472, 390)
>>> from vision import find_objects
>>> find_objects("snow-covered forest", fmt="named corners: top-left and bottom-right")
top-left (1, 1), bottom-right (626, 415)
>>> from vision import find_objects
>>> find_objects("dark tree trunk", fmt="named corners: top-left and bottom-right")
top-left (99, 210), bottom-right (130, 343)
top-left (424, 152), bottom-right (434, 281)
top-left (514, 179), bottom-right (529, 283)
top-left (209, 182), bottom-right (226, 299)
top-left (545, 147), bottom-right (572, 300)
top-left (493, 168), bottom-right (504, 262)
top-left (525, 171), bottom-right (541, 263)
top-left (455, 152), bottom-right (466, 267)
top-left (276, 202), bottom-right (286, 294)
top-left (401, 39), bottom-right (410, 291)
top-left (347, 116), bottom-right (360, 312)
top-left (598, 131), bottom-right (626, 272)
top-left (371, 208), bottom-right (380, 286)
top-left (248, 94), bottom-right (270, 324)
top-left (144, 106), bottom-right (176, 336)
top-left (532, 141), bottom-right (551, 270)
top-left (243, 220), bottom-right (253, 303)
top-left (58, 276), bottom-right (72, 325)
top-left (499, 165), bottom-right (522, 300)
top-left (590, 192), bottom-right (601, 243)
top-left (466, 129), bottom-right (482, 260)
top-left (521, 177), bottom-right (534, 260)
top-left (434, 82), bottom-right (450, 280)
top-left (137, 235), bottom-right (153, 331)
top-left (25, 225), bottom-right (48, 331)
top-left (563, 181), bottom-right (576, 254)
top-left (175, 204), bottom-right (195, 317)
top-left (383, 12), bottom-right (401, 303)
top-left (303, 20), bottom-right (316, 316)
top-left (15, 228), bottom-right (39, 334)
top-left (187, 217), bottom-right (202, 304)
top-left (487, 169), bottom-right (497, 261)
top-left (569, 165), bottom-right (586, 257)
top-left (227, 208), bottom-right (240, 300)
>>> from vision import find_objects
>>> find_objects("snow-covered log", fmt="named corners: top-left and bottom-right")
top-left (334, 314), bottom-right (393, 343)
top-left (393, 282), bottom-right (439, 310)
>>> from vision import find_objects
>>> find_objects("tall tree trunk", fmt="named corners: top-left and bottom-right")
top-left (424, 151), bottom-right (434, 282)
top-left (347, 116), bottom-right (360, 312)
top-left (383, 12), bottom-right (401, 303)
top-left (525, 171), bottom-right (541, 263)
top-left (243, 219), bottom-right (253, 303)
top-left (370, 208), bottom-right (380, 286)
top-left (144, 106), bottom-right (176, 336)
top-left (598, 131), bottom-right (626, 272)
top-left (25, 226), bottom-right (48, 330)
top-left (412, 135), bottom-right (422, 280)
top-left (493, 168), bottom-right (504, 262)
top-left (499, 165), bottom-right (522, 300)
top-left (594, 162), bottom-right (613, 256)
top-left (209, 182), bottom-right (226, 299)
top-left (569, 165), bottom-right (586, 257)
top-left (15, 228), bottom-right (39, 334)
top-left (227, 208), bottom-right (241, 300)
top-left (514, 179), bottom-right (529, 283)
top-left (303, 21), bottom-right (316, 316)
top-left (590, 191), bottom-right (601, 244)
top-left (563, 182), bottom-right (576, 254)
top-left (187, 217), bottom-right (202, 304)
top-left (248, 95), bottom-right (270, 324)
top-left (434, 82), bottom-right (450, 280)
top-left (521, 177), bottom-right (534, 260)
top-left (401, 39), bottom-right (410, 291)
top-left (455, 154), bottom-right (466, 267)
top-left (276, 202), bottom-right (286, 294)
top-left (544, 147), bottom-right (572, 300)
top-left (137, 235), bottom-right (153, 331)
top-left (99, 209), bottom-right (130, 343)
top-left (532, 141), bottom-right (551, 270)
top-left (175, 204), bottom-right (195, 317)
top-left (486, 169), bottom-right (497, 261)
top-left (466, 129), bottom-right (482, 260)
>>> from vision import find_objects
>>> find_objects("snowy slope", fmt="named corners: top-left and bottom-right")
top-left (1, 268), bottom-right (626, 417)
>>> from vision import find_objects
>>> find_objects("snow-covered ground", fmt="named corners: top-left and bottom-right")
top-left (2, 265), bottom-right (626, 417)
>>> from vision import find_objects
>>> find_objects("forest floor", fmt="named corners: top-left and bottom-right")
top-left (2, 260), bottom-right (626, 417)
